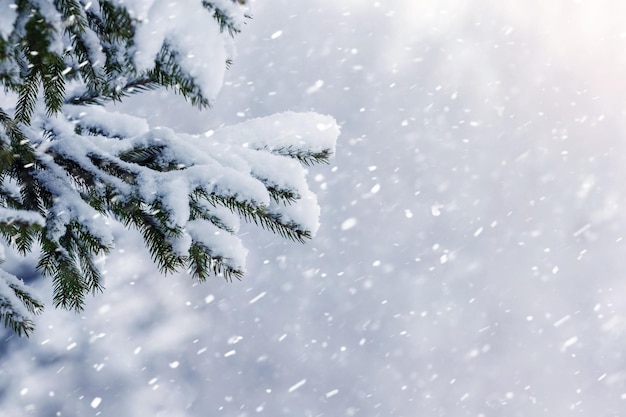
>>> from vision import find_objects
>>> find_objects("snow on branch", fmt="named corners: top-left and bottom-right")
top-left (0, 0), bottom-right (338, 337)
top-left (211, 112), bottom-right (340, 164)
top-left (2, 104), bottom-right (338, 304)
top-left (0, 269), bottom-right (44, 336)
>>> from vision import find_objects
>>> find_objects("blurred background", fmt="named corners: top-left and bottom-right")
top-left (2, 0), bottom-right (626, 415)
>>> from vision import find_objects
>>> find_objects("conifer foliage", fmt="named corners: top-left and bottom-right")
top-left (0, 0), bottom-right (339, 336)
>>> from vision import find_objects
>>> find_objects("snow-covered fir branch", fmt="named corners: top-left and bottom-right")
top-left (0, 0), bottom-right (339, 335)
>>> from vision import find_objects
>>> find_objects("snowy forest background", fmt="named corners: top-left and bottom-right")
top-left (2, 0), bottom-right (626, 415)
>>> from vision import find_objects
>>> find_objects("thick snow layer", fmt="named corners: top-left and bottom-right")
top-left (269, 187), bottom-right (321, 236)
top-left (0, 208), bottom-right (45, 227)
top-left (186, 219), bottom-right (248, 272)
top-left (125, 0), bottom-right (241, 103)
top-left (212, 111), bottom-right (340, 157)
top-left (64, 105), bottom-right (150, 138)
top-left (33, 163), bottom-right (115, 248)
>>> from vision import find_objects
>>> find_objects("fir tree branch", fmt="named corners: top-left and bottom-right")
top-left (0, 271), bottom-right (44, 337)
top-left (0, 179), bottom-right (24, 209)
top-left (0, 108), bottom-right (25, 144)
top-left (149, 44), bottom-right (212, 108)
top-left (65, 78), bottom-right (161, 106)
top-left (189, 196), bottom-right (237, 234)
top-left (97, 1), bottom-right (135, 42)
top-left (112, 198), bottom-right (186, 273)
top-left (209, 194), bottom-right (312, 243)
top-left (72, 225), bottom-right (107, 295)
top-left (119, 144), bottom-right (180, 172)
top-left (201, 1), bottom-right (244, 36)
top-left (38, 221), bottom-right (109, 311)
top-left (187, 242), bottom-right (243, 282)
top-left (14, 70), bottom-right (40, 125)
top-left (7, 279), bottom-right (45, 316)
top-left (45, 248), bottom-right (89, 311)
top-left (0, 219), bottom-right (42, 255)
top-left (0, 113), bottom-right (46, 217)
top-left (16, 7), bottom-right (67, 121)
top-left (84, 1), bottom-right (136, 88)
top-left (42, 56), bottom-right (66, 116)
top-left (262, 145), bottom-right (333, 166)
top-left (265, 186), bottom-right (299, 205)
top-left (0, 307), bottom-right (36, 336)
top-left (88, 153), bottom-right (138, 186)
top-left (0, 295), bottom-right (39, 337)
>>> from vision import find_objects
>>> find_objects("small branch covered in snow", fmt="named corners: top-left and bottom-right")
top-left (0, 269), bottom-right (44, 337)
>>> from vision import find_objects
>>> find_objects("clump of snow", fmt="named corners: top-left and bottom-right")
top-left (212, 112), bottom-right (339, 157)
top-left (0, 208), bottom-right (45, 227)
top-left (269, 187), bottom-right (322, 236)
top-left (125, 0), bottom-right (247, 103)
top-left (64, 105), bottom-right (149, 138)
top-left (186, 220), bottom-right (248, 273)
top-left (31, 158), bottom-right (115, 249)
